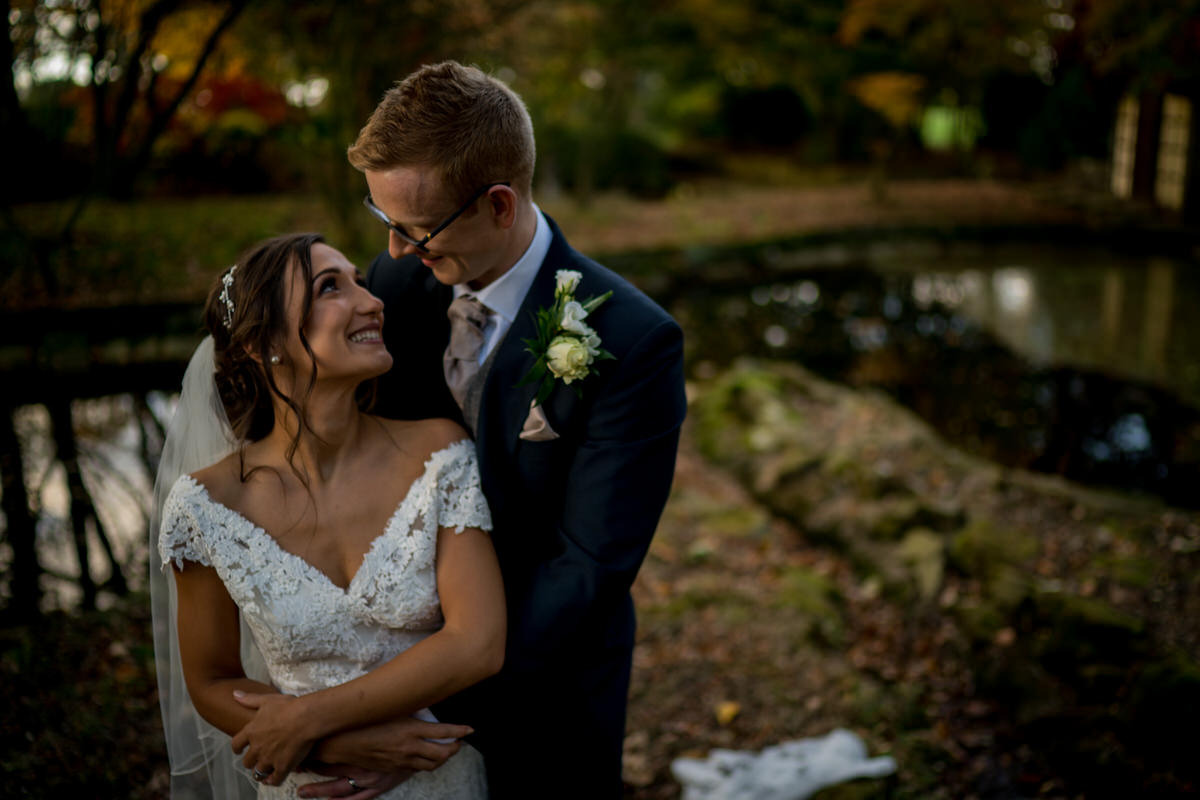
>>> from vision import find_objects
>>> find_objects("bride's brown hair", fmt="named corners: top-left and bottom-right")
top-left (202, 233), bottom-right (377, 481)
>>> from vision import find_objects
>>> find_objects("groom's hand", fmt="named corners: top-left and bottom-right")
top-left (296, 764), bottom-right (411, 799)
top-left (309, 716), bottom-right (472, 774)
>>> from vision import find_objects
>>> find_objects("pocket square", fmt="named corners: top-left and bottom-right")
top-left (519, 401), bottom-right (559, 442)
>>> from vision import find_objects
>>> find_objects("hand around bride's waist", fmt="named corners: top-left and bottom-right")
top-left (231, 689), bottom-right (322, 788)
top-left (293, 762), bottom-right (413, 799)
top-left (310, 715), bottom-right (473, 774)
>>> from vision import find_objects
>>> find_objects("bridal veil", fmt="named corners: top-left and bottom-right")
top-left (149, 335), bottom-right (266, 799)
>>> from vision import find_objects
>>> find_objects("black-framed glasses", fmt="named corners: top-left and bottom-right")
top-left (362, 181), bottom-right (511, 253)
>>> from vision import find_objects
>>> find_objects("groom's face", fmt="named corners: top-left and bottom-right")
top-left (364, 165), bottom-right (510, 289)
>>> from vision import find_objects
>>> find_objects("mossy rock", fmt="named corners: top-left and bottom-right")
top-left (897, 528), bottom-right (945, 601)
top-left (1025, 591), bottom-right (1147, 676)
top-left (691, 365), bottom-right (803, 463)
top-left (1086, 551), bottom-right (1159, 590)
top-left (988, 564), bottom-right (1034, 611)
top-left (646, 579), bottom-right (760, 624)
top-left (947, 518), bottom-right (1038, 580)
top-left (704, 504), bottom-right (772, 539)
top-left (859, 496), bottom-right (964, 542)
top-left (973, 652), bottom-right (1067, 726)
top-left (1126, 656), bottom-right (1200, 774)
top-left (955, 600), bottom-right (1010, 644)
top-left (773, 565), bottom-right (846, 647)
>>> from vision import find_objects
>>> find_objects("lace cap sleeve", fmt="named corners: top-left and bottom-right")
top-left (429, 439), bottom-right (493, 534)
top-left (158, 476), bottom-right (213, 571)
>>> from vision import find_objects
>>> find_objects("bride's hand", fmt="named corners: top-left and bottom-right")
top-left (295, 763), bottom-right (412, 799)
top-left (231, 689), bottom-right (320, 786)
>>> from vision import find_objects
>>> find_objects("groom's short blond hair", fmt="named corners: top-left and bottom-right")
top-left (348, 61), bottom-right (535, 200)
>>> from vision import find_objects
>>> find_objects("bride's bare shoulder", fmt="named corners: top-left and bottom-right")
top-left (371, 416), bottom-right (471, 461)
top-left (186, 450), bottom-right (263, 507)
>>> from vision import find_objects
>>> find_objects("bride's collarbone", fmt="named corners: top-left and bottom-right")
top-left (211, 452), bottom-right (425, 568)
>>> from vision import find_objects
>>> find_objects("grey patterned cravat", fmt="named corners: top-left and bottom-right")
top-left (443, 294), bottom-right (491, 414)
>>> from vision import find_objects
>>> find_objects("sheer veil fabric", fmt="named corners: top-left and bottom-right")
top-left (149, 336), bottom-right (266, 799)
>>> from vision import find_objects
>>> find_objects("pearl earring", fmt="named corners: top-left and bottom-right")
top-left (269, 354), bottom-right (280, 365)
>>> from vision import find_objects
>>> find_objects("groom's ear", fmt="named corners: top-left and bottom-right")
top-left (485, 184), bottom-right (518, 230)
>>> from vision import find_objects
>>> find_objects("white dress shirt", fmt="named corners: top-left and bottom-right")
top-left (453, 205), bottom-right (551, 365)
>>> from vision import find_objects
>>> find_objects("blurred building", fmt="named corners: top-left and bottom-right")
top-left (1111, 90), bottom-right (1199, 224)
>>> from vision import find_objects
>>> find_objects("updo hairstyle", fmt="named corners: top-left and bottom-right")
top-left (202, 233), bottom-right (324, 445)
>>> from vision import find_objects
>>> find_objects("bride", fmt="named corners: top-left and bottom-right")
top-left (151, 232), bottom-right (504, 798)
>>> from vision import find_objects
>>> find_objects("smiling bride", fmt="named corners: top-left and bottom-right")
top-left (152, 232), bottom-right (503, 799)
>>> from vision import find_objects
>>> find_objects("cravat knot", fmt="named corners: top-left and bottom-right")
top-left (444, 295), bottom-right (491, 414)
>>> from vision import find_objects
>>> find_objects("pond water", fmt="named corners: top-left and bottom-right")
top-left (6, 395), bottom-right (169, 609)
top-left (673, 240), bottom-right (1200, 508)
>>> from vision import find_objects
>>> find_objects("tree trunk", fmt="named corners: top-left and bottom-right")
top-left (0, 405), bottom-right (41, 621)
top-left (47, 398), bottom-right (98, 610)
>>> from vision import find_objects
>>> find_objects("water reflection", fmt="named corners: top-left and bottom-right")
top-left (677, 246), bottom-right (1200, 507)
top-left (11, 396), bottom-right (167, 609)
top-left (896, 256), bottom-right (1196, 403)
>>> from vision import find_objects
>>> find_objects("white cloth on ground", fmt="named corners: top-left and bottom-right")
top-left (670, 728), bottom-right (896, 800)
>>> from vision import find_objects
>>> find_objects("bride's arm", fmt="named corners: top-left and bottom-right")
top-left (230, 523), bottom-right (506, 786)
top-left (172, 561), bottom-right (280, 736)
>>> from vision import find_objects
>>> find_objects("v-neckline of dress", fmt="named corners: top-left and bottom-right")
top-left (180, 441), bottom-right (463, 595)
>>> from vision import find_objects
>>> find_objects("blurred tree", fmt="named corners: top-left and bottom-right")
top-left (224, 0), bottom-right (526, 252)
top-left (1083, 0), bottom-right (1200, 89)
top-left (488, 0), bottom-right (854, 198)
top-left (2, 0), bottom-right (246, 617)
top-left (3, 0), bottom-right (249, 304)
top-left (835, 0), bottom-right (1133, 175)
top-left (6, 0), bottom-right (248, 205)
top-left (837, 0), bottom-right (1048, 105)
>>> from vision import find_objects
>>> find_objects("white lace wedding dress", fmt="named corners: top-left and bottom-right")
top-left (159, 439), bottom-right (491, 799)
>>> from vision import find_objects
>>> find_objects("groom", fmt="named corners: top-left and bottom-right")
top-left (348, 61), bottom-right (685, 796)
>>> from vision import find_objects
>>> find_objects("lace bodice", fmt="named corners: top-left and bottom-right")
top-left (158, 439), bottom-right (492, 798)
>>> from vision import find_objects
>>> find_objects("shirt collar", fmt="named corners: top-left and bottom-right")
top-left (453, 205), bottom-right (551, 324)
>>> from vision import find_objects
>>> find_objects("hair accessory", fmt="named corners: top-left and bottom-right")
top-left (219, 265), bottom-right (238, 329)
top-left (269, 354), bottom-right (280, 365)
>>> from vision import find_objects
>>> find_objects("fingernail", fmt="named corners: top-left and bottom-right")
top-left (233, 690), bottom-right (245, 698)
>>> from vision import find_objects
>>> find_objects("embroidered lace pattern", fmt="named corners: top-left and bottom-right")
top-left (158, 439), bottom-right (491, 798)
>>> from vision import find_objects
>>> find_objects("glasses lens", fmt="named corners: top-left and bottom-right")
top-left (364, 196), bottom-right (428, 249)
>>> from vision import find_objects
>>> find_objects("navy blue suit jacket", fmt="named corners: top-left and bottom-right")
top-left (365, 216), bottom-right (686, 796)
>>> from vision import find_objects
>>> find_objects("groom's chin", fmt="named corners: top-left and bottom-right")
top-left (424, 259), bottom-right (462, 287)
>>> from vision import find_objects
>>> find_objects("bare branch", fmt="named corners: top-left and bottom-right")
top-left (119, 0), bottom-right (249, 194)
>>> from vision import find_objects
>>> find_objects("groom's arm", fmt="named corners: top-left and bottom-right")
top-left (507, 315), bottom-right (686, 665)
top-left (307, 716), bottom-right (467, 773)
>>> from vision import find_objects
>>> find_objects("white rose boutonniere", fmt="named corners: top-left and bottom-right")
top-left (519, 270), bottom-right (615, 405)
